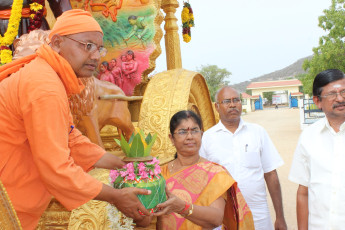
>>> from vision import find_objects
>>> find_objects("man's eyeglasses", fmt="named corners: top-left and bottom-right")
top-left (319, 89), bottom-right (345, 100)
top-left (65, 36), bottom-right (107, 57)
top-left (173, 128), bottom-right (202, 137)
top-left (218, 98), bottom-right (241, 105)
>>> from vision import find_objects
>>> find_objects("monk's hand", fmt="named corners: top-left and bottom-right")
top-left (112, 187), bottom-right (151, 220)
top-left (94, 153), bottom-right (125, 169)
top-left (153, 187), bottom-right (185, 216)
top-left (114, 157), bottom-right (126, 169)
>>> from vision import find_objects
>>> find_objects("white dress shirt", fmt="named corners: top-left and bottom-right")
top-left (289, 118), bottom-right (345, 230)
top-left (200, 119), bottom-right (284, 230)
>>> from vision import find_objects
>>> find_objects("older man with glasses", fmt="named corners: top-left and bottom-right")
top-left (200, 86), bottom-right (287, 230)
top-left (0, 9), bottom-right (151, 229)
top-left (289, 69), bottom-right (345, 230)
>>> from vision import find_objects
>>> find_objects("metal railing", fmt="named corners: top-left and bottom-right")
top-left (303, 99), bottom-right (324, 124)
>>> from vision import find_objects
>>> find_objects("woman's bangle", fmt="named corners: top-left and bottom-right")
top-left (184, 204), bottom-right (194, 217)
top-left (178, 201), bottom-right (190, 215)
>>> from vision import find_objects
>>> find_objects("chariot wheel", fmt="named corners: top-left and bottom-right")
top-left (138, 69), bottom-right (216, 164)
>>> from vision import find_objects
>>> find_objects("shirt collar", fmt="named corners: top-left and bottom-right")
top-left (320, 117), bottom-right (345, 134)
top-left (340, 122), bottom-right (345, 132)
top-left (216, 118), bottom-right (246, 134)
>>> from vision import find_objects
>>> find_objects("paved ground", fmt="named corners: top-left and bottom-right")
top-left (242, 108), bottom-right (301, 230)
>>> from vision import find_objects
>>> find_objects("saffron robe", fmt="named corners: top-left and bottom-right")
top-left (0, 55), bottom-right (105, 229)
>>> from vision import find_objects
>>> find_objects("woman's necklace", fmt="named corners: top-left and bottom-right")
top-left (170, 155), bottom-right (201, 173)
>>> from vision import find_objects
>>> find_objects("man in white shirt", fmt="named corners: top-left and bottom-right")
top-left (200, 86), bottom-right (287, 230)
top-left (289, 69), bottom-right (345, 230)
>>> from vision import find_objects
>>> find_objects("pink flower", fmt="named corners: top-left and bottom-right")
top-left (120, 171), bottom-right (128, 177)
top-left (154, 165), bottom-right (161, 175)
top-left (126, 163), bottom-right (134, 171)
top-left (138, 162), bottom-right (146, 172)
top-left (149, 157), bottom-right (159, 165)
top-left (110, 170), bottom-right (119, 183)
top-left (127, 172), bottom-right (136, 180)
top-left (139, 170), bottom-right (149, 179)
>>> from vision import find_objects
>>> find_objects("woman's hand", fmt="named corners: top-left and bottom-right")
top-left (154, 187), bottom-right (186, 216)
top-left (154, 186), bottom-right (225, 228)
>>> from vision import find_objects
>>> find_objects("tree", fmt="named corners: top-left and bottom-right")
top-left (302, 0), bottom-right (345, 95)
top-left (263, 92), bottom-right (274, 105)
top-left (197, 64), bottom-right (231, 101)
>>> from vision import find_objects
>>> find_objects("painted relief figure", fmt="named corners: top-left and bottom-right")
top-left (97, 61), bottom-right (115, 84)
top-left (70, 0), bottom-right (155, 96)
top-left (109, 58), bottom-right (123, 88)
top-left (124, 15), bottom-right (149, 46)
top-left (121, 50), bottom-right (140, 95)
top-left (123, 0), bottom-right (150, 7)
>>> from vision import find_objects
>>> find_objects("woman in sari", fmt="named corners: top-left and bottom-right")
top-left (154, 110), bottom-right (255, 230)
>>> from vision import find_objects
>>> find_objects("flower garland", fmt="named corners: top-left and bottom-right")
top-left (110, 158), bottom-right (162, 184)
top-left (29, 0), bottom-right (45, 32)
top-left (0, 0), bottom-right (24, 64)
top-left (181, 2), bottom-right (194, 43)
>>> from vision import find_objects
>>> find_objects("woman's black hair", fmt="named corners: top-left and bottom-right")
top-left (127, 50), bottom-right (135, 60)
top-left (101, 61), bottom-right (109, 70)
top-left (169, 110), bottom-right (202, 135)
top-left (313, 69), bottom-right (345, 98)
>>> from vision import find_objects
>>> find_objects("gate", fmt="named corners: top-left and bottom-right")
top-left (254, 95), bottom-right (263, 110)
top-left (303, 99), bottom-right (324, 124)
top-left (290, 97), bottom-right (298, 107)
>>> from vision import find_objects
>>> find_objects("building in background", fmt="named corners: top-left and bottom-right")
top-left (246, 79), bottom-right (303, 109)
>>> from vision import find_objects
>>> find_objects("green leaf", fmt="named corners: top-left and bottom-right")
top-left (129, 133), bottom-right (145, 157)
top-left (128, 132), bottom-right (135, 144)
top-left (145, 133), bottom-right (152, 144)
top-left (114, 138), bottom-right (121, 146)
top-left (120, 134), bottom-right (130, 155)
top-left (139, 129), bottom-right (145, 139)
top-left (144, 133), bottom-right (157, 156)
top-left (114, 176), bottom-right (124, 185)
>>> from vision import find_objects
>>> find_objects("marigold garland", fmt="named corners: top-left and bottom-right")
top-left (181, 2), bottom-right (194, 43)
top-left (0, 0), bottom-right (24, 64)
top-left (29, 0), bottom-right (45, 32)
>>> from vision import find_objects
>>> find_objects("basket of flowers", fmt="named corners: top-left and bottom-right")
top-left (109, 128), bottom-right (166, 213)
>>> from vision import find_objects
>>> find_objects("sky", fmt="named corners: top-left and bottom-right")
top-left (154, 0), bottom-right (332, 84)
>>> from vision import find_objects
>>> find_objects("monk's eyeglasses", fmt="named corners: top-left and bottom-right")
top-left (65, 36), bottom-right (107, 57)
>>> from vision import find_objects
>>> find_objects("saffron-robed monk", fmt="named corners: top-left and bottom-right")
top-left (0, 9), bottom-right (151, 230)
